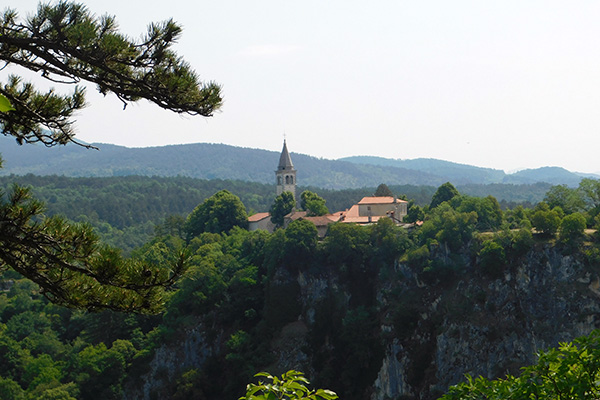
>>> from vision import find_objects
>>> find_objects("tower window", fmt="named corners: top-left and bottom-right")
top-left (278, 176), bottom-right (282, 185)
top-left (286, 176), bottom-right (290, 184)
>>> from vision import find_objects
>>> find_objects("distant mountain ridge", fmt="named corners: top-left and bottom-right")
top-left (339, 156), bottom-right (505, 185)
top-left (340, 156), bottom-right (599, 187)
top-left (0, 136), bottom-right (597, 189)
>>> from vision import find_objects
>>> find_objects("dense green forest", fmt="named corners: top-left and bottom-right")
top-left (2, 176), bottom-right (600, 399)
top-left (0, 174), bottom-right (550, 253)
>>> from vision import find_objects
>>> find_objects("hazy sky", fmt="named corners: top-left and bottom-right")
top-left (10, 1), bottom-right (600, 173)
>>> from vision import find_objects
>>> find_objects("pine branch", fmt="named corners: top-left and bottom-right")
top-left (0, 1), bottom-right (222, 147)
top-left (0, 184), bottom-right (187, 313)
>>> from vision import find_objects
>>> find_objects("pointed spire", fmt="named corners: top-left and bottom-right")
top-left (278, 139), bottom-right (294, 171)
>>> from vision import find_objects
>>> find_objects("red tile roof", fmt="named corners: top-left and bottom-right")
top-left (341, 215), bottom-right (384, 224)
top-left (343, 204), bottom-right (360, 217)
top-left (248, 212), bottom-right (270, 222)
top-left (286, 210), bottom-right (307, 220)
top-left (338, 205), bottom-right (384, 224)
top-left (358, 196), bottom-right (408, 205)
top-left (301, 215), bottom-right (337, 226)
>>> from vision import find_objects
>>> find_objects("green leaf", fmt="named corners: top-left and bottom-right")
top-left (266, 391), bottom-right (277, 400)
top-left (245, 386), bottom-right (263, 396)
top-left (315, 389), bottom-right (339, 399)
top-left (255, 372), bottom-right (274, 379)
top-left (0, 94), bottom-right (15, 112)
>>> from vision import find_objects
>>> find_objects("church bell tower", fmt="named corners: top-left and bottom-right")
top-left (275, 139), bottom-right (297, 200)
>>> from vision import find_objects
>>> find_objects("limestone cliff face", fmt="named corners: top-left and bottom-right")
top-left (125, 244), bottom-right (600, 400)
top-left (123, 322), bottom-right (222, 400)
top-left (372, 339), bottom-right (412, 400)
top-left (372, 245), bottom-right (600, 399)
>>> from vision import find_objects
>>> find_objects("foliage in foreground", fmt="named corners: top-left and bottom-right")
top-left (241, 370), bottom-right (338, 400)
top-left (440, 330), bottom-right (600, 400)
top-left (0, 0), bottom-right (220, 313)
top-left (0, 1), bottom-right (221, 147)
top-left (0, 184), bottom-right (186, 313)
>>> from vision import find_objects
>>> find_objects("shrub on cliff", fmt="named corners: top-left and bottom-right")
top-left (559, 212), bottom-right (587, 246)
top-left (531, 203), bottom-right (562, 237)
top-left (440, 330), bottom-right (600, 400)
top-left (478, 241), bottom-right (506, 279)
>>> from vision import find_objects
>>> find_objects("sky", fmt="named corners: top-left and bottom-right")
top-left (9, 1), bottom-right (600, 173)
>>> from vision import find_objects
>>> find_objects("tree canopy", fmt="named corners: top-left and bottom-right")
top-left (430, 182), bottom-right (460, 209)
top-left (0, 1), bottom-right (222, 147)
top-left (270, 192), bottom-right (295, 228)
top-left (559, 212), bottom-right (587, 245)
top-left (184, 189), bottom-right (248, 237)
top-left (452, 195), bottom-right (503, 231)
top-left (531, 202), bottom-right (562, 237)
top-left (544, 184), bottom-right (585, 215)
top-left (373, 183), bottom-right (393, 197)
top-left (300, 190), bottom-right (329, 217)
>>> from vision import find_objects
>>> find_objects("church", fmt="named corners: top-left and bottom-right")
top-left (247, 140), bottom-right (409, 235)
top-left (275, 139), bottom-right (297, 200)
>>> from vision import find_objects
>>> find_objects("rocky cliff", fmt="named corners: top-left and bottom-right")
top-left (373, 245), bottom-right (600, 399)
top-left (125, 243), bottom-right (600, 400)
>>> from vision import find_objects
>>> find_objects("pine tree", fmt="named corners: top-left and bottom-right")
top-left (0, 1), bottom-right (222, 147)
top-left (0, 2), bottom-right (222, 313)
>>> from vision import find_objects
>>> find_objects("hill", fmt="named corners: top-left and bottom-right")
top-left (506, 166), bottom-right (586, 186)
top-left (339, 156), bottom-right (506, 184)
top-left (0, 137), bottom-right (440, 189)
top-left (340, 155), bottom-right (599, 186)
top-left (2, 136), bottom-right (597, 188)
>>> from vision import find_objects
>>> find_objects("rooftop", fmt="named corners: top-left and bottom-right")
top-left (248, 212), bottom-right (270, 222)
top-left (302, 215), bottom-right (340, 226)
top-left (339, 205), bottom-right (384, 224)
top-left (358, 196), bottom-right (408, 205)
top-left (277, 140), bottom-right (294, 171)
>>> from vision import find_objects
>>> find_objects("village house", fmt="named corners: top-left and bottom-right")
top-left (248, 212), bottom-right (275, 232)
top-left (282, 210), bottom-right (341, 238)
top-left (340, 196), bottom-right (408, 224)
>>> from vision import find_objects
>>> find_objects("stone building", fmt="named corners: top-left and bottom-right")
top-left (247, 212), bottom-right (275, 232)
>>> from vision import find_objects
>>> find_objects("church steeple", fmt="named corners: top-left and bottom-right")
top-left (278, 140), bottom-right (294, 171)
top-left (275, 139), bottom-right (297, 200)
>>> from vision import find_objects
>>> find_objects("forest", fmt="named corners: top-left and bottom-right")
top-left (1, 174), bottom-right (600, 399)
top-left (1, 3), bottom-right (599, 398)
top-left (0, 174), bottom-right (549, 253)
